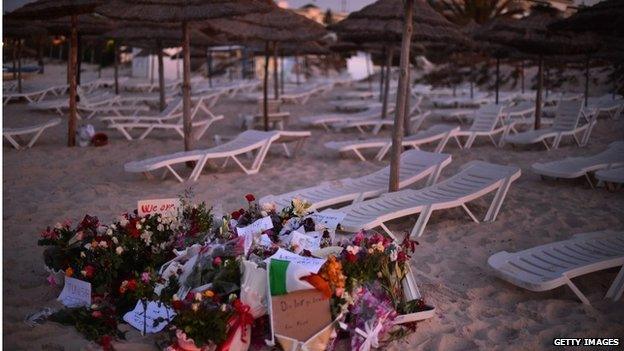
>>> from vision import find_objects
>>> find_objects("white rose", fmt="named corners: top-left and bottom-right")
top-left (116, 247), bottom-right (124, 255)
top-left (106, 229), bottom-right (113, 236)
top-left (112, 237), bottom-right (119, 244)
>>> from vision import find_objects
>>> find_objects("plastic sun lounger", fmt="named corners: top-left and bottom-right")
top-left (259, 150), bottom-right (452, 211)
top-left (324, 161), bottom-right (521, 239)
top-left (125, 130), bottom-right (308, 182)
top-left (445, 104), bottom-right (514, 149)
top-left (325, 124), bottom-right (460, 161)
top-left (107, 97), bottom-right (223, 141)
top-left (331, 98), bottom-right (396, 113)
top-left (587, 97), bottom-right (624, 119)
top-left (337, 108), bottom-right (428, 135)
top-left (531, 141), bottom-right (624, 188)
top-left (3, 84), bottom-right (68, 105)
top-left (596, 167), bottom-right (624, 190)
top-left (3, 118), bottom-right (61, 150)
top-left (504, 99), bottom-right (597, 150)
top-left (298, 103), bottom-right (389, 131)
top-left (488, 230), bottom-right (624, 305)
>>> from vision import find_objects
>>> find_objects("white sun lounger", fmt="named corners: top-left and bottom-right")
top-left (504, 99), bottom-right (597, 150)
top-left (3, 118), bottom-right (61, 150)
top-left (447, 104), bottom-right (514, 149)
top-left (280, 83), bottom-right (332, 105)
top-left (531, 141), bottom-right (624, 188)
top-left (106, 97), bottom-right (223, 140)
top-left (587, 97), bottom-right (624, 119)
top-left (260, 150), bottom-right (452, 211)
top-left (298, 103), bottom-right (389, 131)
top-left (325, 161), bottom-right (521, 238)
top-left (124, 130), bottom-right (308, 182)
top-left (3, 84), bottom-right (68, 105)
top-left (596, 167), bottom-right (624, 190)
top-left (325, 124), bottom-right (460, 161)
top-left (331, 99), bottom-right (396, 113)
top-left (488, 230), bottom-right (624, 305)
top-left (337, 108), bottom-right (429, 135)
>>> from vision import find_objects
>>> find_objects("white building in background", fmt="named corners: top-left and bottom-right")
top-left (130, 48), bottom-right (183, 81)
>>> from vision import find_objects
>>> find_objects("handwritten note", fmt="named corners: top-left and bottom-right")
top-left (237, 217), bottom-right (274, 255)
top-left (269, 248), bottom-right (326, 273)
top-left (260, 234), bottom-right (274, 247)
top-left (290, 231), bottom-right (321, 254)
top-left (137, 198), bottom-right (180, 217)
top-left (307, 211), bottom-right (346, 230)
top-left (58, 277), bottom-right (91, 308)
top-left (272, 289), bottom-right (331, 341)
top-left (123, 300), bottom-right (176, 334)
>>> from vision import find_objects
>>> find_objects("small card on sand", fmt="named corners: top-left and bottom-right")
top-left (123, 300), bottom-right (176, 334)
top-left (137, 198), bottom-right (180, 217)
top-left (58, 277), bottom-right (91, 308)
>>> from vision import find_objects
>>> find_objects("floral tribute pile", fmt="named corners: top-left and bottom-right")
top-left (37, 193), bottom-right (433, 351)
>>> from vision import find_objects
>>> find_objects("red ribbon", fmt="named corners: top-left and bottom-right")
top-left (217, 299), bottom-right (254, 351)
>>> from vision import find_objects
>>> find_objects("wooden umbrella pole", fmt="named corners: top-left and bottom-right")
top-left (150, 49), bottom-right (155, 85)
top-left (207, 50), bottom-right (213, 88)
top-left (182, 21), bottom-right (192, 152)
top-left (38, 40), bottom-right (45, 74)
top-left (157, 40), bottom-right (166, 112)
top-left (366, 51), bottom-right (373, 92)
top-left (584, 54), bottom-right (590, 107)
top-left (470, 61), bottom-right (475, 99)
top-left (495, 57), bottom-right (500, 105)
top-left (535, 56), bottom-right (543, 130)
top-left (381, 47), bottom-right (394, 120)
top-left (68, 14), bottom-right (78, 147)
top-left (263, 41), bottom-right (270, 131)
top-left (520, 60), bottom-right (525, 94)
top-left (280, 53), bottom-right (285, 95)
top-left (114, 42), bottom-right (119, 95)
top-left (389, 0), bottom-right (414, 192)
top-left (295, 54), bottom-right (300, 86)
top-left (77, 34), bottom-right (83, 86)
top-left (12, 39), bottom-right (17, 80)
top-left (404, 64), bottom-right (411, 136)
top-left (17, 39), bottom-right (23, 94)
top-left (379, 47), bottom-right (386, 102)
top-left (545, 65), bottom-right (549, 99)
top-left (273, 42), bottom-right (279, 100)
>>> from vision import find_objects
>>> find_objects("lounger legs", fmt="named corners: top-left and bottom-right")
top-left (410, 206), bottom-right (432, 239)
top-left (605, 265), bottom-right (624, 301)
top-left (425, 163), bottom-right (444, 187)
top-left (564, 276), bottom-right (591, 305)
top-left (484, 176), bottom-right (513, 222)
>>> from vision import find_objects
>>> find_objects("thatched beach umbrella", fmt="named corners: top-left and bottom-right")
top-left (96, 0), bottom-right (271, 153)
top-left (105, 24), bottom-right (221, 111)
top-left (9, 0), bottom-right (103, 147)
top-left (331, 0), bottom-right (468, 191)
top-left (475, 6), bottom-right (598, 129)
top-left (3, 19), bottom-right (47, 93)
top-left (204, 2), bottom-right (327, 131)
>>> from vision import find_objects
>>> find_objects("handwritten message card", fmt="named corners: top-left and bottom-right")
top-left (137, 198), bottom-right (181, 217)
top-left (290, 231), bottom-right (321, 254)
top-left (123, 300), bottom-right (176, 334)
top-left (237, 216), bottom-right (274, 255)
top-left (269, 248), bottom-right (326, 273)
top-left (58, 277), bottom-right (91, 308)
top-left (307, 211), bottom-right (346, 230)
top-left (272, 289), bottom-right (331, 341)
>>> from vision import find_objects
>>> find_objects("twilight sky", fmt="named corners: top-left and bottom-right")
top-left (2, 0), bottom-right (605, 14)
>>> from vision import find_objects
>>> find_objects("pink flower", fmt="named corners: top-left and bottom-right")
top-left (213, 257), bottom-right (222, 267)
top-left (40, 227), bottom-right (59, 240)
top-left (75, 231), bottom-right (85, 240)
top-left (353, 231), bottom-right (365, 246)
top-left (141, 272), bottom-right (151, 283)
top-left (62, 219), bottom-right (72, 228)
top-left (92, 310), bottom-right (103, 318)
top-left (46, 274), bottom-right (57, 286)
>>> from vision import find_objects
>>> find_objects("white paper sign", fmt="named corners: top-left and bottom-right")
top-left (260, 234), bottom-right (274, 247)
top-left (269, 248), bottom-right (326, 273)
top-left (123, 300), bottom-right (176, 334)
top-left (137, 198), bottom-right (181, 217)
top-left (58, 277), bottom-right (91, 308)
top-left (307, 211), bottom-right (346, 230)
top-left (237, 217), bottom-right (274, 255)
top-left (290, 231), bottom-right (321, 254)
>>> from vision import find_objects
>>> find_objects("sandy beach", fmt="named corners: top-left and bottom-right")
top-left (3, 63), bottom-right (624, 350)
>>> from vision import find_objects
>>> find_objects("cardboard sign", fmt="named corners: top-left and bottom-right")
top-left (237, 217), bottom-right (274, 255)
top-left (290, 231), bottom-right (321, 254)
top-left (271, 289), bottom-right (332, 341)
top-left (58, 277), bottom-right (91, 308)
top-left (269, 248), bottom-right (326, 273)
top-left (123, 300), bottom-right (176, 334)
top-left (307, 211), bottom-right (346, 230)
top-left (137, 198), bottom-right (180, 217)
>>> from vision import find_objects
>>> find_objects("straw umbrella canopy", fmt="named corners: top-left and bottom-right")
top-left (96, 0), bottom-right (271, 153)
top-left (9, 0), bottom-right (103, 147)
top-left (550, 0), bottom-right (624, 37)
top-left (203, 2), bottom-right (328, 131)
top-left (475, 5), bottom-right (599, 128)
top-left (104, 24), bottom-right (221, 110)
top-left (3, 19), bottom-right (48, 93)
top-left (330, 0), bottom-right (468, 191)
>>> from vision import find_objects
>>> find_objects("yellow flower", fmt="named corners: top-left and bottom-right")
top-left (65, 267), bottom-right (74, 277)
top-left (203, 290), bottom-right (215, 298)
top-left (292, 197), bottom-right (311, 216)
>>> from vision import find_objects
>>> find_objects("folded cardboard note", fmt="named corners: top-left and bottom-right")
top-left (271, 289), bottom-right (332, 342)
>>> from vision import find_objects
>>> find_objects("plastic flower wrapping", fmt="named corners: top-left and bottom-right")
top-left (36, 192), bottom-right (433, 350)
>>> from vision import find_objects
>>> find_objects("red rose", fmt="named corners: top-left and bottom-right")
top-left (245, 194), bottom-right (256, 202)
top-left (172, 300), bottom-right (184, 310)
top-left (84, 265), bottom-right (96, 279)
top-left (126, 218), bottom-right (141, 238)
top-left (231, 210), bottom-right (241, 220)
top-left (397, 251), bottom-right (407, 263)
top-left (213, 257), bottom-right (222, 267)
top-left (346, 252), bottom-right (357, 263)
top-left (126, 279), bottom-right (137, 291)
top-left (92, 310), bottom-right (103, 318)
top-left (100, 335), bottom-right (112, 351)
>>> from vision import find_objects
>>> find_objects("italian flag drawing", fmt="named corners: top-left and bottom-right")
top-left (268, 248), bottom-right (330, 296)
